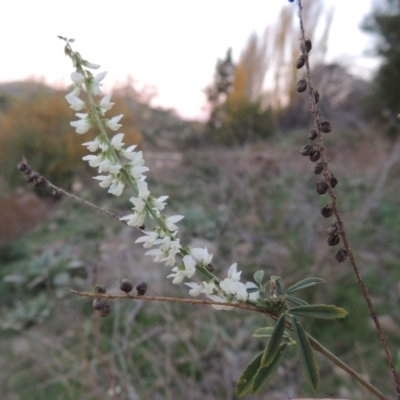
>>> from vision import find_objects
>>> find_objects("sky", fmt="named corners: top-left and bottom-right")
top-left (1, 0), bottom-right (376, 120)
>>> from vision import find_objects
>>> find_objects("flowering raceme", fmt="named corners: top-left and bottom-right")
top-left (61, 38), bottom-right (259, 310)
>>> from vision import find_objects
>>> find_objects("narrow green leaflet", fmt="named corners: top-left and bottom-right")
top-left (251, 343), bottom-right (288, 395)
top-left (291, 316), bottom-right (320, 392)
top-left (253, 327), bottom-right (290, 339)
top-left (254, 270), bottom-right (264, 284)
top-left (286, 295), bottom-right (309, 306)
top-left (289, 305), bottom-right (348, 319)
top-left (236, 352), bottom-right (263, 397)
top-left (261, 314), bottom-right (286, 367)
top-left (286, 277), bottom-right (326, 294)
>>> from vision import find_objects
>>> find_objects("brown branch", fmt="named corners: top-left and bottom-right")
top-left (297, 1), bottom-right (400, 399)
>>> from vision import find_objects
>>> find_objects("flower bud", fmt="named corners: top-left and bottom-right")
top-left (99, 303), bottom-right (111, 318)
top-left (320, 119), bottom-right (332, 133)
top-left (308, 129), bottom-right (318, 140)
top-left (296, 55), bottom-right (306, 69)
top-left (316, 181), bottom-right (328, 195)
top-left (327, 234), bottom-right (340, 246)
top-left (327, 221), bottom-right (339, 235)
top-left (136, 282), bottom-right (148, 296)
top-left (314, 162), bottom-right (323, 175)
top-left (94, 284), bottom-right (106, 294)
top-left (297, 79), bottom-right (307, 93)
top-left (92, 298), bottom-right (106, 311)
top-left (335, 247), bottom-right (348, 263)
top-left (321, 204), bottom-right (334, 218)
top-left (330, 175), bottom-right (338, 188)
top-left (309, 150), bottom-right (321, 162)
top-left (300, 144), bottom-right (314, 156)
top-left (120, 279), bottom-right (134, 294)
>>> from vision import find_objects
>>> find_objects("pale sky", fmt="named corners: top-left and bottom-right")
top-left (1, 0), bottom-right (375, 119)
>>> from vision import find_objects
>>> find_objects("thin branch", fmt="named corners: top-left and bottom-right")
top-left (296, 1), bottom-right (400, 399)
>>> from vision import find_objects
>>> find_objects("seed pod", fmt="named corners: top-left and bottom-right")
top-left (17, 160), bottom-right (28, 171)
top-left (327, 221), bottom-right (339, 235)
top-left (316, 181), bottom-right (328, 195)
top-left (309, 150), bottom-right (321, 162)
top-left (34, 177), bottom-right (45, 187)
top-left (321, 204), bottom-right (334, 218)
top-left (120, 279), bottom-right (134, 294)
top-left (94, 284), bottom-right (107, 294)
top-left (314, 90), bottom-right (320, 104)
top-left (99, 303), bottom-right (112, 318)
top-left (136, 282), bottom-right (148, 296)
top-left (330, 175), bottom-right (338, 188)
top-left (26, 172), bottom-right (39, 183)
top-left (300, 144), bottom-right (314, 156)
top-left (320, 119), bottom-right (332, 133)
top-left (297, 78), bottom-right (307, 93)
top-left (139, 224), bottom-right (145, 230)
top-left (308, 129), bottom-right (318, 140)
top-left (335, 247), bottom-right (348, 263)
top-left (296, 55), bottom-right (306, 69)
top-left (92, 298), bottom-right (106, 311)
top-left (314, 162), bottom-right (324, 175)
top-left (206, 264), bottom-right (215, 273)
top-left (300, 38), bottom-right (312, 54)
top-left (327, 234), bottom-right (340, 246)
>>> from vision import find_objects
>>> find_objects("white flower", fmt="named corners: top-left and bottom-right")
top-left (129, 165), bottom-right (149, 180)
top-left (99, 93), bottom-right (114, 114)
top-left (137, 180), bottom-right (150, 200)
top-left (120, 145), bottom-right (137, 160)
top-left (185, 281), bottom-right (216, 297)
top-left (70, 113), bottom-right (91, 134)
top-left (93, 174), bottom-right (113, 188)
top-left (65, 88), bottom-right (85, 111)
top-left (165, 215), bottom-right (184, 232)
top-left (234, 281), bottom-right (248, 301)
top-left (151, 195), bottom-right (168, 211)
top-left (82, 60), bottom-right (101, 69)
top-left (207, 294), bottom-right (234, 311)
top-left (82, 137), bottom-right (102, 152)
top-left (108, 179), bottom-right (125, 196)
top-left (146, 237), bottom-right (181, 266)
top-left (71, 72), bottom-right (85, 85)
top-left (135, 231), bottom-right (160, 248)
top-left (189, 247), bottom-right (213, 266)
top-left (120, 211), bottom-right (146, 227)
top-left (82, 154), bottom-right (103, 168)
top-left (91, 71), bottom-right (107, 95)
top-left (245, 282), bottom-right (260, 302)
top-left (110, 133), bottom-right (125, 150)
top-left (167, 255), bottom-right (196, 284)
top-left (227, 263), bottom-right (241, 282)
top-left (106, 115), bottom-right (123, 131)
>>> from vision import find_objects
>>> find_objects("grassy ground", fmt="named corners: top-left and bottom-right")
top-left (0, 130), bottom-right (399, 400)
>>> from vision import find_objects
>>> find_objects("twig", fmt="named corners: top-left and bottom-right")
top-left (296, 1), bottom-right (400, 398)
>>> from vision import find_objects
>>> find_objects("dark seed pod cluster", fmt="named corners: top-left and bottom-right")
top-left (300, 144), bottom-right (314, 156)
top-left (136, 282), bottom-right (148, 296)
top-left (327, 234), bottom-right (340, 247)
top-left (330, 175), bottom-right (339, 188)
top-left (335, 247), bottom-right (348, 263)
top-left (120, 279), bottom-right (134, 294)
top-left (206, 264), bottom-right (215, 273)
top-left (99, 303), bottom-right (112, 318)
top-left (95, 284), bottom-right (106, 294)
top-left (316, 181), bottom-right (328, 195)
top-left (327, 221), bottom-right (339, 236)
top-left (296, 55), bottom-right (306, 69)
top-left (300, 38), bottom-right (312, 54)
top-left (320, 119), bottom-right (332, 133)
top-left (93, 284), bottom-right (111, 317)
top-left (17, 158), bottom-right (46, 187)
top-left (314, 162), bottom-right (324, 175)
top-left (297, 78), bottom-right (307, 93)
top-left (309, 129), bottom-right (318, 140)
top-left (309, 149), bottom-right (321, 162)
top-left (321, 204), bottom-right (334, 218)
top-left (314, 90), bottom-right (320, 104)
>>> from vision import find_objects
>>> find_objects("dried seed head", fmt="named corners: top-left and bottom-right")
top-left (330, 175), bottom-right (338, 188)
top-left (297, 78), bottom-right (307, 93)
top-left (314, 90), bottom-right (320, 104)
top-left (296, 55), bottom-right (306, 69)
top-left (327, 234), bottom-right (340, 246)
top-left (300, 38), bottom-right (312, 54)
top-left (320, 119), bottom-right (332, 133)
top-left (120, 279), bottom-right (134, 294)
top-left (309, 150), bottom-right (321, 162)
top-left (316, 181), bottom-right (329, 195)
top-left (99, 303), bottom-right (111, 318)
top-left (206, 264), bottom-right (215, 273)
top-left (314, 162), bottom-right (324, 175)
top-left (136, 282), bottom-right (148, 296)
top-left (300, 144), bottom-right (314, 156)
top-left (308, 129), bottom-right (318, 140)
top-left (92, 298), bottom-right (106, 311)
top-left (34, 177), bottom-right (45, 187)
top-left (327, 221), bottom-right (339, 235)
top-left (335, 247), bottom-right (348, 263)
top-left (17, 160), bottom-right (28, 171)
top-left (321, 204), bottom-right (334, 218)
top-left (25, 172), bottom-right (39, 183)
top-left (94, 284), bottom-right (106, 294)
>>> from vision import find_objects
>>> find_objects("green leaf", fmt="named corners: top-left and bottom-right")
top-left (286, 295), bottom-right (309, 306)
top-left (247, 287), bottom-right (259, 294)
top-left (286, 277), bottom-right (326, 294)
top-left (236, 352), bottom-right (263, 397)
top-left (261, 314), bottom-right (286, 367)
top-left (289, 305), bottom-right (348, 319)
top-left (253, 327), bottom-right (290, 339)
top-left (254, 270), bottom-right (264, 284)
top-left (291, 316), bottom-right (320, 392)
top-left (251, 343), bottom-right (288, 395)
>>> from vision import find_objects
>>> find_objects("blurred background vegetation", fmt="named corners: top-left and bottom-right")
top-left (1, 0), bottom-right (400, 399)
